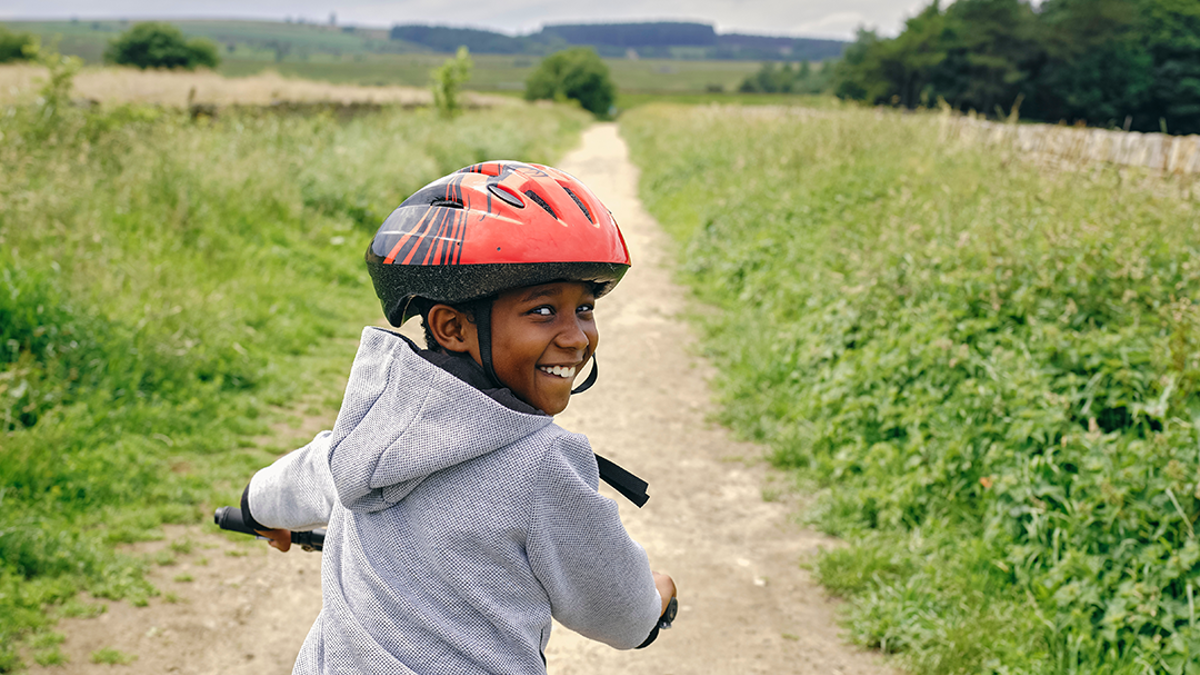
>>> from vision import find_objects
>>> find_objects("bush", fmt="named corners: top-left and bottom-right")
top-left (524, 47), bottom-right (616, 117)
top-left (103, 22), bottom-right (220, 70)
top-left (0, 26), bottom-right (36, 63)
top-left (431, 47), bottom-right (473, 119)
top-left (738, 61), bottom-right (827, 94)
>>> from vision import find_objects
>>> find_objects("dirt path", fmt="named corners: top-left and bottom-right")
top-left (29, 123), bottom-right (894, 675)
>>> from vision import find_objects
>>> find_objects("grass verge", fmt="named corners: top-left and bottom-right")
top-left (0, 66), bottom-right (588, 671)
top-left (621, 103), bottom-right (1200, 674)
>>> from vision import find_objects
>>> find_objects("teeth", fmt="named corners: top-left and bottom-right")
top-left (540, 366), bottom-right (577, 379)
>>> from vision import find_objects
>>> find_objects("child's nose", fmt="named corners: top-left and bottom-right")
top-left (554, 317), bottom-right (590, 352)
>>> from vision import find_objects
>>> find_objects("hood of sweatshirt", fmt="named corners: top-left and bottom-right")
top-left (327, 327), bottom-right (556, 513)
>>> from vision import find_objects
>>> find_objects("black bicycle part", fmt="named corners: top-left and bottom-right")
top-left (214, 506), bottom-right (325, 552)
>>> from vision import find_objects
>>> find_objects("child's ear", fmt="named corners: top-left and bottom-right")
top-left (426, 304), bottom-right (477, 355)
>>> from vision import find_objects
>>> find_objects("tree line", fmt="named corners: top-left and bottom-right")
top-left (389, 22), bottom-right (845, 61)
top-left (833, 0), bottom-right (1200, 135)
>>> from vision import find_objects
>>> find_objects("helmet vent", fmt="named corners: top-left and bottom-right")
top-left (561, 186), bottom-right (594, 224)
top-left (430, 198), bottom-right (463, 209)
top-left (488, 183), bottom-right (524, 208)
top-left (524, 190), bottom-right (558, 220)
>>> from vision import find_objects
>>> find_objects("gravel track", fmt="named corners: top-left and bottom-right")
top-left (28, 123), bottom-right (894, 675)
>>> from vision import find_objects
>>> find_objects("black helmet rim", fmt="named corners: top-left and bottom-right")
top-left (367, 259), bottom-right (629, 327)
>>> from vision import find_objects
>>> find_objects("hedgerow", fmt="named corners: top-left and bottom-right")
top-left (0, 65), bottom-right (587, 671)
top-left (622, 104), bottom-right (1200, 674)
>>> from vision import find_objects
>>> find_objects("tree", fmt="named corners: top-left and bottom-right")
top-left (833, 29), bottom-right (890, 102)
top-left (1029, 0), bottom-right (1151, 126)
top-left (0, 25), bottom-right (37, 63)
top-left (738, 61), bottom-right (826, 94)
top-left (104, 22), bottom-right (220, 70)
top-left (1139, 0), bottom-right (1200, 134)
top-left (933, 0), bottom-right (1042, 116)
top-left (829, 0), bottom-right (1199, 133)
top-left (524, 47), bottom-right (616, 117)
top-left (832, 4), bottom-right (952, 109)
top-left (833, 0), bottom-right (1040, 116)
top-left (432, 47), bottom-right (473, 118)
top-left (739, 62), bottom-right (787, 92)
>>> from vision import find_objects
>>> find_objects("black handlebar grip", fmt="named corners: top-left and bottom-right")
top-left (213, 506), bottom-right (325, 552)
top-left (292, 529), bottom-right (325, 551)
top-left (214, 505), bottom-right (256, 535)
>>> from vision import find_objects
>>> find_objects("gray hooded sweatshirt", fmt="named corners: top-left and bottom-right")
top-left (248, 327), bottom-right (661, 675)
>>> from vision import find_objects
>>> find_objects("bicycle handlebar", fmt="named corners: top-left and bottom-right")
top-left (214, 506), bottom-right (325, 552)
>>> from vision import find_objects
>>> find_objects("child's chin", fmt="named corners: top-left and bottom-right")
top-left (542, 395), bottom-right (571, 416)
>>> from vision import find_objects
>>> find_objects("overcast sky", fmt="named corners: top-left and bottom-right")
top-left (0, 0), bottom-right (936, 41)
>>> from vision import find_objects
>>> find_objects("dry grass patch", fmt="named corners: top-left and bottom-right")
top-left (0, 64), bottom-right (512, 108)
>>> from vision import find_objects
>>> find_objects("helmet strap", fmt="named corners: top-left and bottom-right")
top-left (473, 297), bottom-right (503, 389)
top-left (571, 354), bottom-right (599, 395)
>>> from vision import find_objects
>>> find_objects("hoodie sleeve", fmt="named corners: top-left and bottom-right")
top-left (247, 430), bottom-right (338, 531)
top-left (527, 433), bottom-right (662, 650)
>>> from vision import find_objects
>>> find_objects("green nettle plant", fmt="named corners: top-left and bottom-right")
top-left (104, 22), bottom-right (220, 70)
top-left (622, 103), bottom-right (1200, 675)
top-left (0, 87), bottom-right (588, 671)
top-left (431, 46), bottom-right (473, 119)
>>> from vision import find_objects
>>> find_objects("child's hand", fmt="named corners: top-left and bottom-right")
top-left (256, 528), bottom-right (293, 552)
top-left (653, 571), bottom-right (676, 615)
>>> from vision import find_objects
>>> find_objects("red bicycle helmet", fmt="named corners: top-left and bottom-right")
top-left (365, 161), bottom-right (631, 394)
top-left (366, 160), bottom-right (630, 326)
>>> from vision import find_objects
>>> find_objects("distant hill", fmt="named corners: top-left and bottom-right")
top-left (388, 21), bottom-right (845, 61)
top-left (386, 25), bottom-right (538, 55)
top-left (539, 22), bottom-right (718, 48)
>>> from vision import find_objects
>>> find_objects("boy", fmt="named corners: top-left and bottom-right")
top-left (237, 161), bottom-right (677, 674)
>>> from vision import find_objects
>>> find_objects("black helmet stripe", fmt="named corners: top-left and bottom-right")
top-left (431, 210), bottom-right (450, 265)
top-left (389, 208), bottom-right (440, 264)
top-left (435, 208), bottom-right (456, 265)
top-left (435, 208), bottom-right (465, 265)
top-left (412, 207), bottom-right (451, 266)
top-left (381, 176), bottom-right (471, 266)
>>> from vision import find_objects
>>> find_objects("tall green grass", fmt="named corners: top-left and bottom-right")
top-left (0, 68), bottom-right (587, 671)
top-left (622, 104), bottom-right (1200, 674)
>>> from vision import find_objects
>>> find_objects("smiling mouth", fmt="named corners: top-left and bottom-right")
top-left (538, 365), bottom-right (577, 379)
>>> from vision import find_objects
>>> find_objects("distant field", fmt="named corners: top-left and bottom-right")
top-left (0, 63), bottom-right (471, 108)
top-left (3, 19), bottom-right (767, 93)
top-left (615, 90), bottom-right (840, 109)
top-left (220, 54), bottom-right (762, 92)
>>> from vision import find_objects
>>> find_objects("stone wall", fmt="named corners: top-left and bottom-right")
top-left (939, 114), bottom-right (1200, 174)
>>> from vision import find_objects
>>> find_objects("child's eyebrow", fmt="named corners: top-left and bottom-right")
top-left (520, 287), bottom-right (562, 302)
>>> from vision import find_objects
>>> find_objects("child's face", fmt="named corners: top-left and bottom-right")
top-left (489, 281), bottom-right (598, 415)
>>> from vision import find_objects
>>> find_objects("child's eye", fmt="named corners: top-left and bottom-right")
top-left (577, 304), bottom-right (594, 314)
top-left (530, 306), bottom-right (554, 317)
